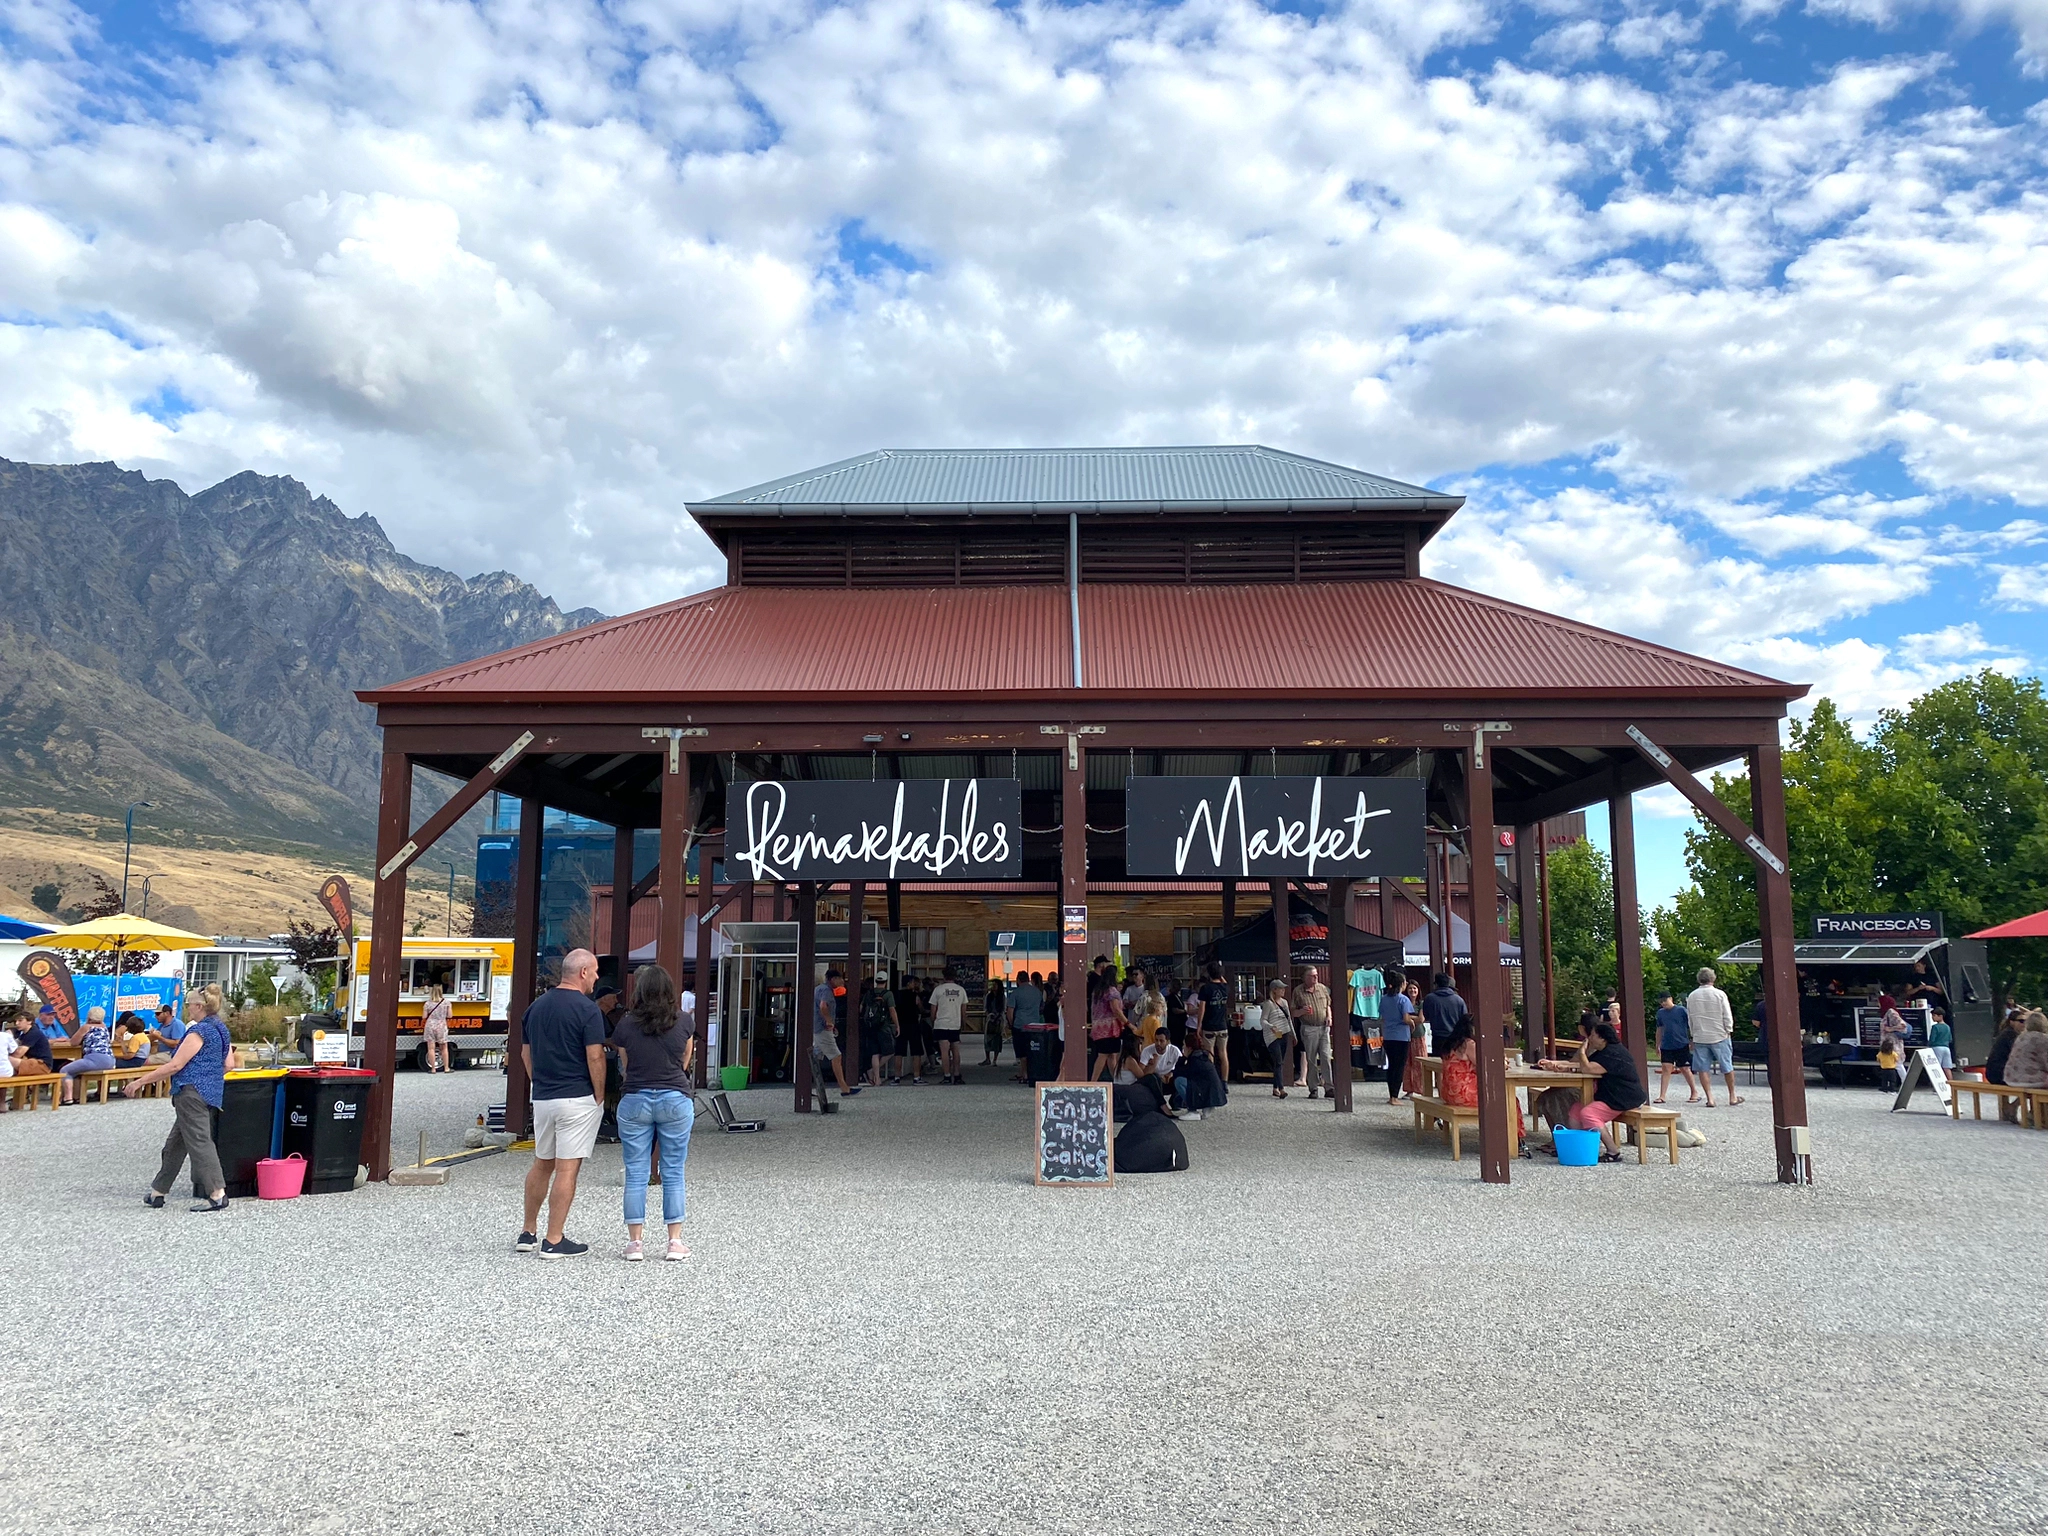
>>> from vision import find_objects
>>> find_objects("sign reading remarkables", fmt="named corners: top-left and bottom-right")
top-left (1125, 776), bottom-right (1428, 879)
top-left (727, 779), bottom-right (1023, 882)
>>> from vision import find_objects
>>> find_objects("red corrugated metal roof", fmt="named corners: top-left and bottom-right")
top-left (371, 585), bottom-right (1069, 699)
top-left (361, 579), bottom-right (1796, 701)
top-left (1080, 580), bottom-right (1786, 695)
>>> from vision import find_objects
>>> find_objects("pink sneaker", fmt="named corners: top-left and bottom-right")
top-left (623, 1240), bottom-right (644, 1262)
top-left (665, 1239), bottom-right (689, 1262)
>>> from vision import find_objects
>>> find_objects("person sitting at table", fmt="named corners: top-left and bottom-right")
top-left (146, 1003), bottom-right (187, 1063)
top-left (59, 1006), bottom-right (119, 1104)
top-left (1986, 1010), bottom-right (2024, 1121)
top-left (9, 1009), bottom-right (55, 1075)
top-left (1539, 1019), bottom-right (1646, 1163)
top-left (1438, 1021), bottom-right (1523, 1141)
top-left (2004, 1011), bottom-right (2048, 1090)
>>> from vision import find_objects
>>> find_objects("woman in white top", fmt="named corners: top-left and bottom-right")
top-left (421, 984), bottom-right (453, 1073)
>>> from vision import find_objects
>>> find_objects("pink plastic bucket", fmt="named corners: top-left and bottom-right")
top-left (256, 1154), bottom-right (306, 1200)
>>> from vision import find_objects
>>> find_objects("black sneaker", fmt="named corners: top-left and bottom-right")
top-left (537, 1236), bottom-right (589, 1260)
top-left (189, 1196), bottom-right (229, 1213)
top-left (515, 1230), bottom-right (538, 1254)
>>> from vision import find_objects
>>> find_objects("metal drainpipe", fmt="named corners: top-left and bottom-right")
top-left (1068, 510), bottom-right (1083, 688)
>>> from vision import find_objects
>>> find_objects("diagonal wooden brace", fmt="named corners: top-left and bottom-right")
top-left (377, 730), bottom-right (548, 881)
top-left (1625, 726), bottom-right (1786, 876)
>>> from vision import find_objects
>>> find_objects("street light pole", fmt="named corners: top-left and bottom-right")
top-left (140, 875), bottom-right (156, 919)
top-left (441, 861), bottom-right (457, 936)
top-left (121, 800), bottom-right (154, 913)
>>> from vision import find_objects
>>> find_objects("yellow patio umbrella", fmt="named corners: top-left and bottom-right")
top-left (36, 916), bottom-right (215, 1030)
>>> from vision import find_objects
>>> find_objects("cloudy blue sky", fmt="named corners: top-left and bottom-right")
top-left (3, 0), bottom-right (2046, 906)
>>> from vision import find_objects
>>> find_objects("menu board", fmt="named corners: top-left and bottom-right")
top-left (1035, 1083), bottom-right (1113, 1187)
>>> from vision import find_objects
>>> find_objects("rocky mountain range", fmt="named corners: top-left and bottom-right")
top-left (0, 458), bottom-right (605, 855)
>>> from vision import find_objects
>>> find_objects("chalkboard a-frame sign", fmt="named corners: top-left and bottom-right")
top-left (1035, 1083), bottom-right (1114, 1187)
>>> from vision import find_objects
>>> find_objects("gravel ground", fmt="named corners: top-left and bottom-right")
top-left (2, 1063), bottom-right (2044, 1536)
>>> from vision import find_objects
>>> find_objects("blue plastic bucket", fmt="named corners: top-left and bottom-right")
top-left (1553, 1127), bottom-right (1601, 1166)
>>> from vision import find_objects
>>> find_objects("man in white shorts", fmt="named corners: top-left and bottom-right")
top-left (517, 948), bottom-right (606, 1258)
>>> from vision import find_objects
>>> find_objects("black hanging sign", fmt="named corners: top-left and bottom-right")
top-left (1124, 776), bottom-right (1427, 879)
top-left (726, 779), bottom-right (1022, 882)
top-left (1035, 1082), bottom-right (1113, 1187)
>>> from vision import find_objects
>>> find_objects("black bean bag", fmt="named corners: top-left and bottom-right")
top-left (1113, 1078), bottom-right (1166, 1122)
top-left (1115, 1108), bottom-right (1189, 1173)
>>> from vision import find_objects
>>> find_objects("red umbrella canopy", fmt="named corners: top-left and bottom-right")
top-left (1966, 910), bottom-right (2048, 939)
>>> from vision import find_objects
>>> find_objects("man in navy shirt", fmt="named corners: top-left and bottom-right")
top-left (517, 948), bottom-right (606, 1259)
top-left (1420, 973), bottom-right (1468, 1054)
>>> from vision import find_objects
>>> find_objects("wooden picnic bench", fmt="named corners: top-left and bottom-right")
top-left (71, 1065), bottom-right (164, 1104)
top-left (1410, 1094), bottom-right (1481, 1160)
top-left (1949, 1079), bottom-right (2043, 1128)
top-left (1613, 1106), bottom-right (1684, 1164)
top-left (2, 1072), bottom-right (64, 1111)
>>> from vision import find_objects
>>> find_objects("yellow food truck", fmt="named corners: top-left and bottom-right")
top-left (347, 937), bottom-right (516, 1070)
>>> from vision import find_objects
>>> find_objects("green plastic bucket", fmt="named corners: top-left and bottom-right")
top-left (719, 1065), bottom-right (750, 1093)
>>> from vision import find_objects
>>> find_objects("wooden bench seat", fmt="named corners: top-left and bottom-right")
top-left (1410, 1094), bottom-right (1481, 1160)
top-left (1949, 1079), bottom-right (2041, 1128)
top-left (1614, 1106), bottom-right (1683, 1165)
top-left (70, 1065), bottom-right (163, 1104)
top-left (2, 1073), bottom-right (64, 1111)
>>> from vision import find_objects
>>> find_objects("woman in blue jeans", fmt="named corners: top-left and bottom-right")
top-left (605, 964), bottom-right (695, 1262)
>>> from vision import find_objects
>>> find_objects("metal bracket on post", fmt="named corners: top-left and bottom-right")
top-left (1624, 725), bottom-right (1785, 875)
top-left (1446, 720), bottom-right (1512, 769)
top-left (1041, 723), bottom-right (1104, 772)
top-left (642, 725), bottom-right (709, 775)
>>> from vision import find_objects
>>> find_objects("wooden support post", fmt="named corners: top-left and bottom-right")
top-left (1468, 750), bottom-right (1511, 1184)
top-left (1059, 737), bottom-right (1088, 1082)
top-left (609, 825), bottom-right (634, 984)
top-left (1514, 824), bottom-right (1545, 1061)
top-left (1610, 792), bottom-right (1648, 1082)
top-left (1538, 831), bottom-right (1558, 1054)
top-left (694, 835), bottom-right (719, 1087)
top-left (1379, 878), bottom-right (1402, 974)
top-left (361, 749), bottom-right (413, 1182)
top-left (503, 795), bottom-right (544, 1140)
top-left (657, 756), bottom-right (690, 986)
top-left (845, 880), bottom-right (866, 1076)
top-left (1270, 878), bottom-right (1292, 1082)
top-left (1221, 878), bottom-right (1237, 933)
top-left (1752, 742), bottom-right (1815, 1185)
top-left (794, 881), bottom-right (817, 1113)
top-left (1328, 877), bottom-right (1354, 1113)
top-left (1425, 835), bottom-right (1448, 982)
top-left (886, 880), bottom-right (902, 936)
top-left (741, 882), bottom-right (756, 922)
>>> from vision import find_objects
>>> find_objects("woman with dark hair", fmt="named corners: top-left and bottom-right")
top-left (982, 976), bottom-right (1006, 1067)
top-left (607, 963), bottom-right (695, 1262)
top-left (1540, 1018), bottom-right (1646, 1163)
top-left (1438, 1020), bottom-right (1523, 1140)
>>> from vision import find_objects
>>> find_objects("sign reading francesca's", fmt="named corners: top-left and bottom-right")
top-left (726, 779), bottom-right (1022, 882)
top-left (1125, 776), bottom-right (1427, 879)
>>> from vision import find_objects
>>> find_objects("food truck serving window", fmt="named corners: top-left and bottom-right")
top-left (404, 956), bottom-right (492, 994)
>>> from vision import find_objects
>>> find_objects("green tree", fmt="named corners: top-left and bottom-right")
top-left (1546, 838), bottom-right (1616, 1021)
top-left (1654, 672), bottom-right (2048, 1015)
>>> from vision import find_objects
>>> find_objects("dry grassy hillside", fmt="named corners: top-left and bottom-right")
top-left (0, 809), bottom-right (470, 939)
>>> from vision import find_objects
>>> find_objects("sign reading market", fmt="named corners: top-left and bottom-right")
top-left (726, 778), bottom-right (1023, 882)
top-left (1124, 776), bottom-right (1427, 879)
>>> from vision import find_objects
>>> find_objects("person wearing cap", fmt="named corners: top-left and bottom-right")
top-left (146, 1003), bottom-right (187, 1064)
